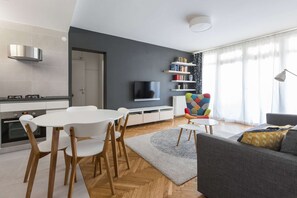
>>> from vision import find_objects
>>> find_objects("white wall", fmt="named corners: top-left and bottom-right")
top-left (0, 20), bottom-right (68, 97)
top-left (72, 51), bottom-right (104, 108)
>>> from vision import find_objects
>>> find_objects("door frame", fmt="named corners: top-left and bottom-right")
top-left (69, 47), bottom-right (107, 108)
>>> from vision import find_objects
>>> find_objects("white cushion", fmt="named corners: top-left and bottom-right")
top-left (38, 136), bottom-right (70, 152)
top-left (65, 139), bottom-right (104, 157)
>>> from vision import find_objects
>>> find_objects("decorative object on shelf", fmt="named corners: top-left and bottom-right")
top-left (189, 16), bottom-right (212, 32)
top-left (175, 57), bottom-right (188, 63)
top-left (182, 84), bottom-right (188, 89)
top-left (189, 75), bottom-right (193, 81)
top-left (274, 68), bottom-right (297, 82)
top-left (164, 57), bottom-right (197, 92)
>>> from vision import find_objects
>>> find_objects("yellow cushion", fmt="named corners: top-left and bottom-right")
top-left (240, 129), bottom-right (289, 150)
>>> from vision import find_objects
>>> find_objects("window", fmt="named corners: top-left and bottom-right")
top-left (202, 32), bottom-right (297, 124)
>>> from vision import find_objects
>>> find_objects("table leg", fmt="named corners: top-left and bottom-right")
top-left (176, 128), bottom-right (183, 146)
top-left (209, 126), bottom-right (213, 135)
top-left (193, 130), bottom-right (198, 153)
top-left (204, 125), bottom-right (208, 133)
top-left (187, 130), bottom-right (192, 141)
top-left (110, 124), bottom-right (119, 177)
top-left (48, 127), bottom-right (60, 198)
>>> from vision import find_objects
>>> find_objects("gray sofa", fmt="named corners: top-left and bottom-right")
top-left (197, 113), bottom-right (297, 198)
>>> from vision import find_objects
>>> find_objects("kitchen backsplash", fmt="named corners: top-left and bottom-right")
top-left (0, 20), bottom-right (68, 97)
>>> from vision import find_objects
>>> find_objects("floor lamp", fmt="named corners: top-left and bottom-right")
top-left (274, 69), bottom-right (297, 82)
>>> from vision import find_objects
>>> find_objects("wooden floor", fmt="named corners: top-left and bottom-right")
top-left (79, 117), bottom-right (250, 198)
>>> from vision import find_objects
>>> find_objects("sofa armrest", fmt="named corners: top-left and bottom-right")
top-left (197, 133), bottom-right (297, 198)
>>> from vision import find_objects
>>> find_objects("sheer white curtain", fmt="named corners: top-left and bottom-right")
top-left (202, 30), bottom-right (297, 125)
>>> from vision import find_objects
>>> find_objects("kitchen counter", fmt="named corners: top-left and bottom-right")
top-left (0, 96), bottom-right (70, 103)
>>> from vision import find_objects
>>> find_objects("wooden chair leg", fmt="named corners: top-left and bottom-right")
top-left (98, 157), bottom-right (102, 174)
top-left (70, 158), bottom-right (77, 183)
top-left (26, 154), bottom-right (39, 198)
top-left (121, 139), bottom-right (130, 169)
top-left (94, 156), bottom-right (99, 178)
top-left (64, 155), bottom-right (71, 185)
top-left (68, 158), bottom-right (77, 198)
top-left (24, 149), bottom-right (34, 183)
top-left (188, 130), bottom-right (192, 141)
top-left (74, 170), bottom-right (77, 183)
top-left (176, 128), bottom-right (183, 146)
top-left (117, 141), bottom-right (122, 157)
top-left (103, 153), bottom-right (115, 195)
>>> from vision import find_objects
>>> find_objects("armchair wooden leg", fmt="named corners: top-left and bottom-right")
top-left (26, 154), bottom-right (39, 198)
top-left (24, 149), bottom-right (34, 183)
top-left (103, 153), bottom-right (115, 195)
top-left (121, 139), bottom-right (130, 169)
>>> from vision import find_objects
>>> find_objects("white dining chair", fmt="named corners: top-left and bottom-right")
top-left (20, 115), bottom-right (70, 198)
top-left (64, 120), bottom-right (115, 197)
top-left (92, 107), bottom-right (131, 169)
top-left (115, 107), bottom-right (130, 169)
top-left (66, 105), bottom-right (97, 112)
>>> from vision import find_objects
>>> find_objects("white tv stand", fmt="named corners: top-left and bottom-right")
top-left (127, 106), bottom-right (174, 126)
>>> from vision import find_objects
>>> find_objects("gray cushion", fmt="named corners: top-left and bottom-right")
top-left (280, 130), bottom-right (297, 156)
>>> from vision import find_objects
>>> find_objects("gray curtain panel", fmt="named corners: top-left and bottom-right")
top-left (193, 53), bottom-right (203, 94)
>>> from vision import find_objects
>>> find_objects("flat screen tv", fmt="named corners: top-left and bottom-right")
top-left (134, 81), bottom-right (160, 101)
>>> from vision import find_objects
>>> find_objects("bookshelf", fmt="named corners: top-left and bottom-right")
top-left (164, 60), bottom-right (197, 92)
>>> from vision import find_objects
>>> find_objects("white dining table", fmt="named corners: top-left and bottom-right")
top-left (31, 109), bottom-right (123, 198)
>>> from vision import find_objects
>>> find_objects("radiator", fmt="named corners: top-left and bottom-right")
top-left (172, 96), bottom-right (186, 116)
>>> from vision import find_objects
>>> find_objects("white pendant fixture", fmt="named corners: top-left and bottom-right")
top-left (189, 16), bottom-right (212, 32)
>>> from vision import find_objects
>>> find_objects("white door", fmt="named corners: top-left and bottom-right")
top-left (72, 60), bottom-right (86, 106)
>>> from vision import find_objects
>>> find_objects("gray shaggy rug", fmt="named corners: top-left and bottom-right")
top-left (126, 128), bottom-right (198, 185)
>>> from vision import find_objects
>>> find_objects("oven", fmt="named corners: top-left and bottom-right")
top-left (1, 110), bottom-right (46, 147)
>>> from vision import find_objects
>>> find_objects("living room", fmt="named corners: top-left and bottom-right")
top-left (0, 0), bottom-right (296, 198)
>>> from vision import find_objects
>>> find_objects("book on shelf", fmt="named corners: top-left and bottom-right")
top-left (173, 75), bottom-right (187, 80)
top-left (169, 64), bottom-right (189, 72)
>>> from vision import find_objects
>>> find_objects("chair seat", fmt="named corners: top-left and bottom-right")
top-left (66, 139), bottom-right (104, 157)
top-left (38, 135), bottom-right (70, 152)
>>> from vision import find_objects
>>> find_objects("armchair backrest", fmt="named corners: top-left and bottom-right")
top-left (185, 93), bottom-right (210, 115)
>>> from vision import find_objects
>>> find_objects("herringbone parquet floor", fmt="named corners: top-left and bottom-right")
top-left (79, 117), bottom-right (249, 198)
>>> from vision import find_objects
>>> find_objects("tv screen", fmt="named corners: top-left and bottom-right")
top-left (134, 81), bottom-right (160, 101)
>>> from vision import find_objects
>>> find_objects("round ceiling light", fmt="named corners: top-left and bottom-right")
top-left (189, 16), bottom-right (212, 32)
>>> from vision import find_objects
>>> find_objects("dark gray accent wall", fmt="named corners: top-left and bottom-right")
top-left (69, 27), bottom-right (191, 109)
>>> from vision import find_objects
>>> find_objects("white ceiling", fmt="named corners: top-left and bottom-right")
top-left (0, 0), bottom-right (76, 32)
top-left (71, 0), bottom-right (297, 52)
top-left (1, 0), bottom-right (297, 52)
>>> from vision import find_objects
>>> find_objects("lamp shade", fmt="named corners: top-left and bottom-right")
top-left (189, 16), bottom-right (212, 32)
top-left (274, 70), bottom-right (286, 82)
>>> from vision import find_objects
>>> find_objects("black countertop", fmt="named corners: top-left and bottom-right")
top-left (0, 96), bottom-right (70, 103)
